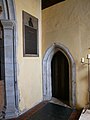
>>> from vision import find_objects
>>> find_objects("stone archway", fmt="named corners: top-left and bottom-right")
top-left (43, 43), bottom-right (76, 108)
top-left (0, 0), bottom-right (18, 119)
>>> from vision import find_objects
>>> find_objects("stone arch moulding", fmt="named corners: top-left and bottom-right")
top-left (43, 43), bottom-right (76, 109)
top-left (0, 0), bottom-right (19, 119)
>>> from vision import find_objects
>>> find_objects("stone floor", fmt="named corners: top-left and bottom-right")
top-left (8, 98), bottom-right (82, 120)
top-left (50, 97), bottom-right (82, 120)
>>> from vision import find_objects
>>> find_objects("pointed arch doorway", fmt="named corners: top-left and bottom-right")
top-left (43, 43), bottom-right (76, 108)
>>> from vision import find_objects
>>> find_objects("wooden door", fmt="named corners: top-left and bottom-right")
top-left (51, 51), bottom-right (69, 104)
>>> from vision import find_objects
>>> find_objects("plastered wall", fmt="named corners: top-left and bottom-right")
top-left (14, 0), bottom-right (42, 112)
top-left (42, 0), bottom-right (90, 108)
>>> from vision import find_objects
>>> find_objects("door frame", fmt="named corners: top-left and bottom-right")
top-left (42, 43), bottom-right (76, 108)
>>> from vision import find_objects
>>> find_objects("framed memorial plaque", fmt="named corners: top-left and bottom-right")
top-left (22, 11), bottom-right (39, 57)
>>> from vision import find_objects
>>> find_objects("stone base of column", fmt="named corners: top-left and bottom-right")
top-left (4, 106), bottom-right (19, 119)
top-left (1, 107), bottom-right (19, 119)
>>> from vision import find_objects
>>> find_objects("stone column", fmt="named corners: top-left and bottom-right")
top-left (1, 20), bottom-right (18, 119)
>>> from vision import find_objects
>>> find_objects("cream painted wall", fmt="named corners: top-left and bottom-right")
top-left (14, 0), bottom-right (42, 112)
top-left (42, 0), bottom-right (90, 108)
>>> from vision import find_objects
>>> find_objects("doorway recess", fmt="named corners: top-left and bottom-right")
top-left (43, 43), bottom-right (76, 108)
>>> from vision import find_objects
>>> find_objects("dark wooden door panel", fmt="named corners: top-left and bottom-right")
top-left (51, 51), bottom-right (69, 104)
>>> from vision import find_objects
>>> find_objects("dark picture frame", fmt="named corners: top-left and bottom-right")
top-left (22, 11), bottom-right (39, 57)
